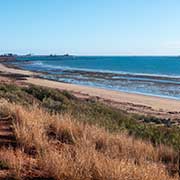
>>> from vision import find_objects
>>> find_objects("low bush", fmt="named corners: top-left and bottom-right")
top-left (1, 83), bottom-right (180, 150)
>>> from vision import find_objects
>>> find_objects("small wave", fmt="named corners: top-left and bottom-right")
top-left (39, 74), bottom-right (180, 100)
top-left (31, 61), bottom-right (180, 79)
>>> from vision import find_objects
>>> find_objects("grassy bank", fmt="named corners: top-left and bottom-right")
top-left (0, 83), bottom-right (180, 150)
top-left (0, 100), bottom-right (179, 179)
top-left (0, 82), bottom-right (180, 179)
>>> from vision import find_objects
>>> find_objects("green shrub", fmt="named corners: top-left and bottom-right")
top-left (1, 83), bottom-right (180, 150)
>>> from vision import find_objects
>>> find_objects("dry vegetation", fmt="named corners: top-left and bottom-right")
top-left (0, 100), bottom-right (179, 179)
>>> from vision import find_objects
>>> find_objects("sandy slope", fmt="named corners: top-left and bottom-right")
top-left (25, 77), bottom-right (180, 112)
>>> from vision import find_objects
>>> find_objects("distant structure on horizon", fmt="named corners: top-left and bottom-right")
top-left (0, 53), bottom-right (16, 62)
top-left (0, 53), bottom-right (17, 57)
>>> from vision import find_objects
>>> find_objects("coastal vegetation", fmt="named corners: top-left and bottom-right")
top-left (1, 83), bottom-right (180, 150)
top-left (0, 83), bottom-right (180, 179)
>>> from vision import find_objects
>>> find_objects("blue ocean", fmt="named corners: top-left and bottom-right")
top-left (12, 56), bottom-right (180, 99)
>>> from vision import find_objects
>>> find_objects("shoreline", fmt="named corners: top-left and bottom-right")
top-left (0, 63), bottom-right (180, 119)
top-left (8, 59), bottom-right (180, 100)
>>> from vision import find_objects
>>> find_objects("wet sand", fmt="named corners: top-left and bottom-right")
top-left (0, 63), bottom-right (180, 119)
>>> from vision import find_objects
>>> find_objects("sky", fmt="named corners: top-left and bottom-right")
top-left (0, 0), bottom-right (180, 55)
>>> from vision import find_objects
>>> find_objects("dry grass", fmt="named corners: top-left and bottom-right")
top-left (0, 147), bottom-right (36, 179)
top-left (0, 100), bottom-right (179, 179)
top-left (38, 146), bottom-right (175, 180)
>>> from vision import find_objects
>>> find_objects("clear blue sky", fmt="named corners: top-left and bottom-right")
top-left (1, 0), bottom-right (180, 55)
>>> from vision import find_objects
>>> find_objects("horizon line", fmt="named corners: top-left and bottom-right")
top-left (2, 53), bottom-right (180, 57)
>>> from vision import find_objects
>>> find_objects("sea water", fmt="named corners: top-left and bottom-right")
top-left (13, 56), bottom-right (180, 99)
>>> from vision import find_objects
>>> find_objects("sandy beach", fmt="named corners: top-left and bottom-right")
top-left (0, 63), bottom-right (34, 76)
top-left (0, 63), bottom-right (180, 119)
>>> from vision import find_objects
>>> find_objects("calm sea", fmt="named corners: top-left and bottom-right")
top-left (13, 56), bottom-right (180, 99)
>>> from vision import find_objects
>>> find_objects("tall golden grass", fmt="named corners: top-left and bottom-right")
top-left (0, 100), bottom-right (179, 179)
